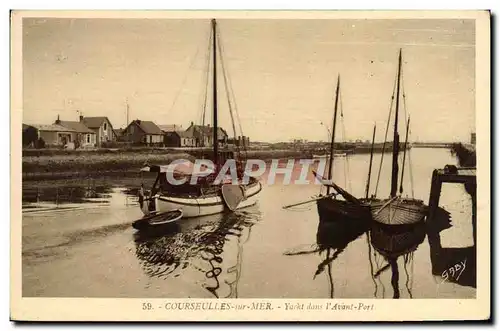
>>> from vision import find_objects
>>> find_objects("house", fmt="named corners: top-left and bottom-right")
top-left (184, 122), bottom-right (228, 147)
top-left (123, 119), bottom-right (163, 145)
top-left (23, 123), bottom-right (77, 148)
top-left (164, 130), bottom-right (196, 147)
top-left (80, 116), bottom-right (115, 146)
top-left (55, 116), bottom-right (96, 148)
top-left (159, 124), bottom-right (196, 147)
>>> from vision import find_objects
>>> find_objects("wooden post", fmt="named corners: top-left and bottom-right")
top-left (427, 169), bottom-right (442, 221)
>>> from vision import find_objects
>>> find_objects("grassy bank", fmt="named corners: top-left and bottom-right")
top-left (22, 152), bottom-right (195, 180)
top-left (22, 148), bottom-right (316, 181)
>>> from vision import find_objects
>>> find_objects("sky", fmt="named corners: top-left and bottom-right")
top-left (22, 17), bottom-right (475, 143)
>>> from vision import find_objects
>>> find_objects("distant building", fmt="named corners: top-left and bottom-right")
top-left (159, 124), bottom-right (196, 147)
top-left (123, 119), bottom-right (163, 145)
top-left (185, 122), bottom-right (228, 147)
top-left (23, 123), bottom-right (77, 148)
top-left (164, 131), bottom-right (196, 147)
top-left (54, 116), bottom-right (96, 148)
top-left (471, 132), bottom-right (476, 145)
top-left (81, 116), bottom-right (116, 146)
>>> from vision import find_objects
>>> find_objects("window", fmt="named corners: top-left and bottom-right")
top-left (86, 134), bottom-right (90, 143)
top-left (103, 122), bottom-right (107, 131)
top-left (143, 136), bottom-right (147, 143)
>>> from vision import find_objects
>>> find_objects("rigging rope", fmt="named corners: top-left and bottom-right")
top-left (374, 72), bottom-right (398, 197)
top-left (216, 29), bottom-right (240, 158)
top-left (339, 91), bottom-right (352, 193)
top-left (401, 69), bottom-right (415, 198)
top-left (166, 33), bottom-right (205, 120)
top-left (217, 28), bottom-right (248, 159)
top-left (201, 28), bottom-right (213, 127)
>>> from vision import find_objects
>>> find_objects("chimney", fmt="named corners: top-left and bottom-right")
top-left (55, 114), bottom-right (61, 125)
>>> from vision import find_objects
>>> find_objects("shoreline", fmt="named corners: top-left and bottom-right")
top-left (22, 145), bottom-right (440, 181)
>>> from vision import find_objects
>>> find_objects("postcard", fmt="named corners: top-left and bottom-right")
top-left (11, 9), bottom-right (490, 322)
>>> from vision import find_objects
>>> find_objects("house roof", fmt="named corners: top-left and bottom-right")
top-left (130, 120), bottom-right (163, 135)
top-left (158, 124), bottom-right (183, 132)
top-left (58, 121), bottom-right (95, 134)
top-left (82, 117), bottom-right (113, 129)
top-left (177, 130), bottom-right (194, 138)
top-left (30, 124), bottom-right (77, 133)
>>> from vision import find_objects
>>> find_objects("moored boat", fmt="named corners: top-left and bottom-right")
top-left (313, 75), bottom-right (375, 223)
top-left (137, 19), bottom-right (262, 220)
top-left (368, 49), bottom-right (428, 226)
top-left (132, 209), bottom-right (183, 230)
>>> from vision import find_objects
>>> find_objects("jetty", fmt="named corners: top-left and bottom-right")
top-left (426, 165), bottom-right (477, 288)
top-left (428, 166), bottom-right (476, 239)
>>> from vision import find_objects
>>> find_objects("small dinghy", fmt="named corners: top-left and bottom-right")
top-left (132, 209), bottom-right (183, 230)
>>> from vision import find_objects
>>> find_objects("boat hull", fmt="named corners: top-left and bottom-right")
top-left (316, 197), bottom-right (371, 223)
top-left (132, 209), bottom-right (183, 230)
top-left (145, 181), bottom-right (262, 218)
top-left (369, 198), bottom-right (428, 226)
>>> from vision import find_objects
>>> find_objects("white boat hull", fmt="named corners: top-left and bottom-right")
top-left (143, 182), bottom-right (262, 218)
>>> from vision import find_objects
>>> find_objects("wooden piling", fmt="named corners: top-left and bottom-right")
top-left (428, 169), bottom-right (442, 221)
top-left (427, 166), bottom-right (476, 227)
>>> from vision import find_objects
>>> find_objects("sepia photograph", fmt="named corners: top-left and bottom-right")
top-left (10, 10), bottom-right (490, 321)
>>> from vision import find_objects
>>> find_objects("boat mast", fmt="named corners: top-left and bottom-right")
top-left (390, 49), bottom-right (402, 198)
top-left (365, 124), bottom-right (377, 199)
top-left (399, 116), bottom-right (410, 194)
top-left (212, 19), bottom-right (219, 168)
top-left (327, 75), bottom-right (341, 195)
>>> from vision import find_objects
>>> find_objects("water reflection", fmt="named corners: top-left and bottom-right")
top-left (427, 206), bottom-right (477, 288)
top-left (22, 181), bottom-right (112, 204)
top-left (133, 208), bottom-right (261, 298)
top-left (285, 212), bottom-right (428, 299)
top-left (286, 215), bottom-right (372, 298)
top-left (368, 221), bottom-right (426, 298)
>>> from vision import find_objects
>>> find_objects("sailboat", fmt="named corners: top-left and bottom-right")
top-left (138, 19), bottom-right (262, 219)
top-left (368, 49), bottom-right (428, 226)
top-left (315, 75), bottom-right (372, 223)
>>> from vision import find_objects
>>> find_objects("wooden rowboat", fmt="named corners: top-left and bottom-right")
top-left (132, 209), bottom-right (183, 230)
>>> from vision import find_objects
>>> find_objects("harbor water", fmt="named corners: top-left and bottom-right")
top-left (22, 148), bottom-right (476, 298)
